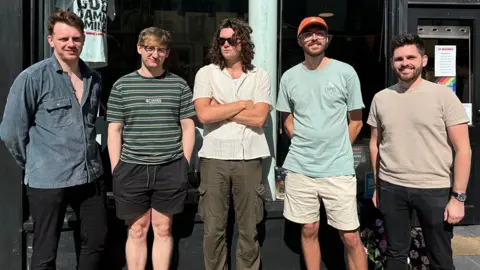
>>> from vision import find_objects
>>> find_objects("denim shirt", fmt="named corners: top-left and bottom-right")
top-left (0, 55), bottom-right (104, 188)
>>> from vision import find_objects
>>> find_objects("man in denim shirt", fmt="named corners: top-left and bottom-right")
top-left (0, 11), bottom-right (107, 270)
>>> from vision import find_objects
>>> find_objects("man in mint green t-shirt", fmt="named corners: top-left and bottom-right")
top-left (276, 16), bottom-right (367, 269)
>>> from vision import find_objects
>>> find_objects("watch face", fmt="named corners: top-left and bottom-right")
top-left (457, 193), bottom-right (467, 202)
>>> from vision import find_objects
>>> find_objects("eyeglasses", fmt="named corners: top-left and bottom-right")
top-left (300, 30), bottom-right (327, 41)
top-left (142, 45), bottom-right (168, 55)
top-left (217, 37), bottom-right (238, 46)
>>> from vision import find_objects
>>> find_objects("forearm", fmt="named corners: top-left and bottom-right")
top-left (369, 146), bottom-right (379, 186)
top-left (107, 131), bottom-right (122, 170)
top-left (452, 148), bottom-right (472, 193)
top-left (0, 76), bottom-right (35, 169)
top-left (1, 136), bottom-right (28, 169)
top-left (283, 113), bottom-right (294, 138)
top-left (284, 123), bottom-right (293, 138)
top-left (231, 109), bottom-right (266, 128)
top-left (348, 122), bottom-right (363, 144)
top-left (0, 116), bottom-right (29, 169)
top-left (182, 126), bottom-right (196, 162)
top-left (198, 102), bottom-right (245, 123)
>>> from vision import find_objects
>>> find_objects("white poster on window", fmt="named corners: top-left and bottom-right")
top-left (434, 45), bottom-right (456, 77)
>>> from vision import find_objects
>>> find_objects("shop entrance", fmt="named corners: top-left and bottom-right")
top-left (408, 4), bottom-right (480, 225)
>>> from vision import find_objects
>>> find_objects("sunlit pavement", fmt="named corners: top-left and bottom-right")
top-left (452, 225), bottom-right (480, 269)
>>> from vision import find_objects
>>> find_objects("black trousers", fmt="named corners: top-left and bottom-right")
top-left (378, 180), bottom-right (454, 270)
top-left (27, 180), bottom-right (108, 270)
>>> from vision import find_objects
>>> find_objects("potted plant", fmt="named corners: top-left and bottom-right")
top-left (361, 219), bottom-right (430, 270)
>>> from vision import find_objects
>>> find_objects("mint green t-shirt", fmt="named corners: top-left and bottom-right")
top-left (276, 60), bottom-right (365, 178)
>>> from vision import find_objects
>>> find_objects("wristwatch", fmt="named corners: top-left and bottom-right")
top-left (451, 192), bottom-right (467, 203)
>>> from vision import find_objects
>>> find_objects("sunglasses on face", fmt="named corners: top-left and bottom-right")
top-left (217, 37), bottom-right (238, 46)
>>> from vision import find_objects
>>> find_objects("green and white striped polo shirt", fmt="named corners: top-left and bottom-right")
top-left (106, 71), bottom-right (196, 165)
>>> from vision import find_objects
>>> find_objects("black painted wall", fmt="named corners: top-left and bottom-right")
top-left (0, 0), bottom-right (27, 269)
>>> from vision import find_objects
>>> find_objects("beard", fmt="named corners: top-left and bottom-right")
top-left (396, 65), bottom-right (422, 83)
top-left (303, 41), bottom-right (326, 57)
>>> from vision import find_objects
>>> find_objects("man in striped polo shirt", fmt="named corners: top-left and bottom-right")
top-left (106, 27), bottom-right (196, 269)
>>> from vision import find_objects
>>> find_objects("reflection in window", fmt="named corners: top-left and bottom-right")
top-left (94, 0), bottom-right (248, 103)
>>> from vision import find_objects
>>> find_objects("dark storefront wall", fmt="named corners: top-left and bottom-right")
top-left (0, 0), bottom-right (28, 269)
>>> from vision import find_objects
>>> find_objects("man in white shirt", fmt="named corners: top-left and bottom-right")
top-left (193, 18), bottom-right (272, 270)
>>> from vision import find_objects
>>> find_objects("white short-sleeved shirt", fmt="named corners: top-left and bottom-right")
top-left (193, 64), bottom-right (272, 160)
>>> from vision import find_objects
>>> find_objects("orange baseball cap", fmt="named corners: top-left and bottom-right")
top-left (297, 17), bottom-right (328, 37)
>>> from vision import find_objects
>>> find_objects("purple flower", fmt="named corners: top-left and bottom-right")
top-left (378, 227), bottom-right (385, 234)
top-left (410, 250), bottom-right (419, 259)
top-left (421, 256), bottom-right (429, 265)
top-left (375, 219), bottom-right (383, 227)
top-left (414, 239), bottom-right (420, 248)
top-left (379, 239), bottom-right (387, 252)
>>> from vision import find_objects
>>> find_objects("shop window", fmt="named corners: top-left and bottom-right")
top-left (417, 19), bottom-right (474, 125)
top-left (47, 0), bottom-right (248, 104)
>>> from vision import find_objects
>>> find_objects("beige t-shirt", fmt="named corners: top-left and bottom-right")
top-left (367, 80), bottom-right (469, 188)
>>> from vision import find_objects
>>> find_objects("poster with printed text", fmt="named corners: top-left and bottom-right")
top-left (434, 45), bottom-right (456, 77)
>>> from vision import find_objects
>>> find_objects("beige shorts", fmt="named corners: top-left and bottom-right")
top-left (283, 171), bottom-right (360, 231)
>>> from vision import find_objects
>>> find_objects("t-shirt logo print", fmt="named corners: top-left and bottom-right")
top-left (326, 82), bottom-right (337, 93)
top-left (146, 98), bottom-right (162, 104)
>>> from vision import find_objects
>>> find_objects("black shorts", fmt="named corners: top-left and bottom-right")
top-left (112, 157), bottom-right (189, 220)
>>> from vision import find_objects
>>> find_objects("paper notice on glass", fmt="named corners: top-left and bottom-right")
top-left (463, 103), bottom-right (472, 125)
top-left (434, 45), bottom-right (456, 77)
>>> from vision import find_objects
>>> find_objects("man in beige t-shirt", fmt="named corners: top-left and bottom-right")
top-left (368, 34), bottom-right (471, 270)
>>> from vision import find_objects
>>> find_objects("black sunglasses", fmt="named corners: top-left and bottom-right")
top-left (217, 37), bottom-right (237, 46)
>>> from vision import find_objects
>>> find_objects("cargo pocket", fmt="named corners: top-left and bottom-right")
top-left (254, 185), bottom-right (266, 224)
top-left (198, 185), bottom-right (207, 221)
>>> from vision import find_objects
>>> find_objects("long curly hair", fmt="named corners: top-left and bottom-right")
top-left (208, 18), bottom-right (255, 72)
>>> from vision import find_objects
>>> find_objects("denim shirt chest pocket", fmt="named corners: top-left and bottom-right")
top-left (40, 97), bottom-right (74, 127)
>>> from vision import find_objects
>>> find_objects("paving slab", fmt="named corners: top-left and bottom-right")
top-left (454, 256), bottom-right (480, 269)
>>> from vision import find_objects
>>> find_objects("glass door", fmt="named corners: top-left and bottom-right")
top-left (408, 6), bottom-right (480, 225)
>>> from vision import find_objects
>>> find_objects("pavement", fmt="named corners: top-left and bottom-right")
top-left (452, 225), bottom-right (480, 269)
